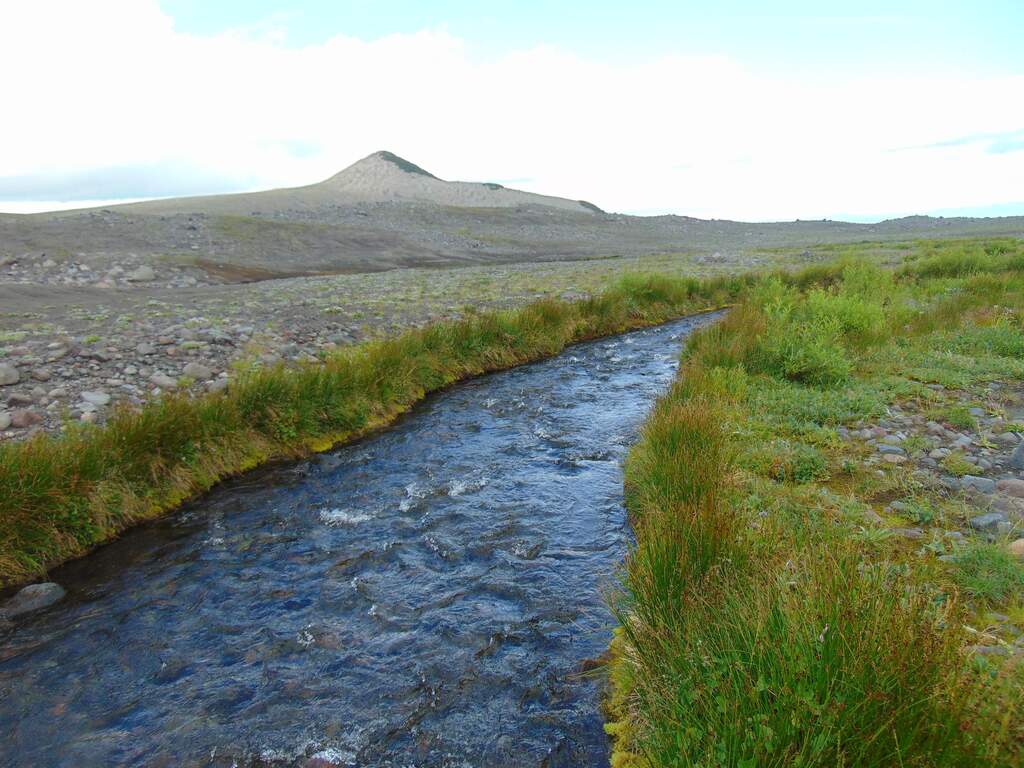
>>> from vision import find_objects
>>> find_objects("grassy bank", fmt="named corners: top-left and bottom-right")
top-left (0, 272), bottom-right (762, 588)
top-left (607, 239), bottom-right (1024, 766)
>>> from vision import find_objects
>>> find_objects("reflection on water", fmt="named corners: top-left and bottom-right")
top-left (0, 314), bottom-right (717, 767)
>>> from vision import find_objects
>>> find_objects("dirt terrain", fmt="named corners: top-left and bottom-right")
top-left (3, 150), bottom-right (1022, 278)
top-left (2, 151), bottom-right (1023, 440)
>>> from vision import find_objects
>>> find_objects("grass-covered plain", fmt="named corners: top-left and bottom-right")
top-left (607, 239), bottom-right (1024, 766)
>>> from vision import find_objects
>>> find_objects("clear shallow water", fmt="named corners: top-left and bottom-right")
top-left (0, 314), bottom-right (716, 767)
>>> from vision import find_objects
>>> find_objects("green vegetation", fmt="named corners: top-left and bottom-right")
top-left (0, 272), bottom-right (754, 586)
top-left (608, 239), bottom-right (1024, 767)
top-left (4, 236), bottom-right (1024, 764)
top-left (952, 542), bottom-right (1024, 604)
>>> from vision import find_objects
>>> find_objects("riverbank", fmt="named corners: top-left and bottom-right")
top-left (607, 239), bottom-right (1024, 766)
top-left (0, 248), bottom-right (835, 443)
top-left (1, 273), bottom-right (755, 588)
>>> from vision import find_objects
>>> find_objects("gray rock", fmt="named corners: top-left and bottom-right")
top-left (939, 476), bottom-right (961, 492)
top-left (1011, 442), bottom-right (1024, 471)
top-left (136, 342), bottom-right (156, 356)
top-left (0, 411), bottom-right (10, 430)
top-left (127, 265), bottom-right (156, 282)
top-left (968, 511), bottom-right (1007, 531)
top-left (150, 372), bottom-right (178, 390)
top-left (182, 362), bottom-right (212, 380)
top-left (877, 444), bottom-right (906, 456)
top-left (9, 408), bottom-right (41, 428)
top-left (1, 582), bottom-right (65, 618)
top-left (0, 363), bottom-right (19, 386)
top-left (996, 478), bottom-right (1024, 498)
top-left (892, 527), bottom-right (925, 540)
top-left (80, 390), bottom-right (111, 406)
top-left (8, 393), bottom-right (34, 407)
top-left (961, 475), bottom-right (996, 494)
top-left (207, 377), bottom-right (229, 394)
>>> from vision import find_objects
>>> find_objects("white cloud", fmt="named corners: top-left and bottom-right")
top-left (1, 0), bottom-right (1022, 219)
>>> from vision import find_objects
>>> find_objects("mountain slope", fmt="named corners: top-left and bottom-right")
top-left (65, 151), bottom-right (603, 217)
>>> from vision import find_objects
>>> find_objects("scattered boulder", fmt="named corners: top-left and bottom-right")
top-left (892, 527), bottom-right (924, 540)
top-left (1010, 539), bottom-right (1024, 559)
top-left (968, 511), bottom-right (1006, 532)
top-left (0, 411), bottom-right (10, 430)
top-left (9, 409), bottom-right (42, 428)
top-left (127, 265), bottom-right (156, 282)
top-left (80, 391), bottom-right (111, 406)
top-left (996, 478), bottom-right (1024, 499)
top-left (6, 392), bottom-right (33, 407)
top-left (182, 362), bottom-right (212, 380)
top-left (0, 363), bottom-right (19, 386)
top-left (961, 475), bottom-right (996, 494)
top-left (1011, 442), bottom-right (1024, 471)
top-left (150, 372), bottom-right (178, 390)
top-left (1, 582), bottom-right (65, 618)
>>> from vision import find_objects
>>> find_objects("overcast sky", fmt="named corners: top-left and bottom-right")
top-left (1, 0), bottom-right (1022, 220)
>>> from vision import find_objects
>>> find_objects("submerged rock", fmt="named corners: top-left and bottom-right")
top-left (2, 582), bottom-right (65, 618)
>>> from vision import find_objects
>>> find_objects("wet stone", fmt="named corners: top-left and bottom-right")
top-left (1, 583), bottom-right (65, 618)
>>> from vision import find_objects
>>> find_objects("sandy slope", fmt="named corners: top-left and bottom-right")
top-left (71, 151), bottom-right (600, 217)
top-left (1, 150), bottom-right (1022, 280)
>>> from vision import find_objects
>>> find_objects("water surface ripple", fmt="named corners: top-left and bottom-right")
top-left (0, 314), bottom-right (715, 767)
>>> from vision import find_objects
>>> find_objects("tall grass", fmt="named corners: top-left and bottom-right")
top-left (608, 244), bottom-right (1024, 766)
top-left (0, 273), bottom-right (752, 587)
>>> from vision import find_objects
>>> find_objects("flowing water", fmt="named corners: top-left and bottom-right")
top-left (0, 314), bottom-right (716, 767)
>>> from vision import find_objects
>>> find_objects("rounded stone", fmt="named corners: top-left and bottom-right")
top-left (2, 582), bottom-right (65, 618)
top-left (0, 363), bottom-right (19, 386)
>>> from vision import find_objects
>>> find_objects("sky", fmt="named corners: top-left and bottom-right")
top-left (0, 0), bottom-right (1022, 221)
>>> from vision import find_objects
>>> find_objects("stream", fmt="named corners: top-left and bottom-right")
top-left (0, 313), bottom-right (716, 767)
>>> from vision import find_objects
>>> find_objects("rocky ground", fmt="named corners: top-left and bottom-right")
top-left (839, 382), bottom-right (1024, 654)
top-left (4, 149), bottom-right (1023, 277)
top-left (0, 250), bottom-right (786, 440)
